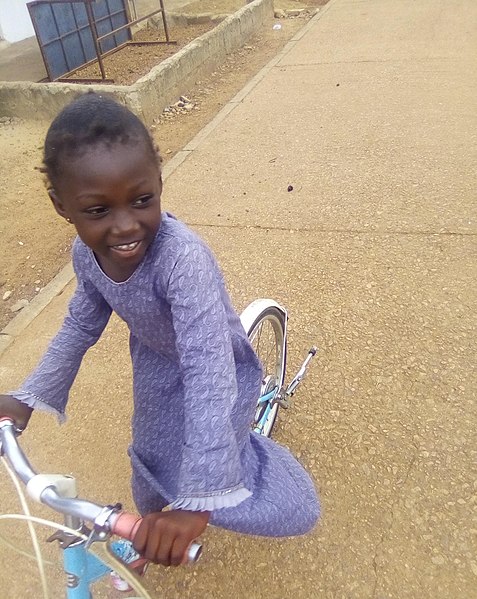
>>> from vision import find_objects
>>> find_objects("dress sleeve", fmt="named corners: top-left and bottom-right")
top-left (166, 242), bottom-right (251, 511)
top-left (10, 273), bottom-right (112, 423)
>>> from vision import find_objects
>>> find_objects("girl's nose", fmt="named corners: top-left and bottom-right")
top-left (111, 210), bottom-right (140, 235)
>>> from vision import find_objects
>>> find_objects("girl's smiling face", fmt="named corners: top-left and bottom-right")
top-left (51, 141), bottom-right (162, 282)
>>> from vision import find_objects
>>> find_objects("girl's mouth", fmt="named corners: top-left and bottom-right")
top-left (111, 241), bottom-right (140, 252)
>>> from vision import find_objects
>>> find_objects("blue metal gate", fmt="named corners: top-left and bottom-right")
top-left (28, 0), bottom-right (131, 80)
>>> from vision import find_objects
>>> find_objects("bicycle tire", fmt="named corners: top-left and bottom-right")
top-left (241, 301), bottom-right (287, 437)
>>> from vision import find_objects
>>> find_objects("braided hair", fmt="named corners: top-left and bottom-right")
top-left (42, 92), bottom-right (161, 189)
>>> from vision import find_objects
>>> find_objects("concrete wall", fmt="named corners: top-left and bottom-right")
top-left (0, 0), bottom-right (35, 43)
top-left (0, 0), bottom-right (273, 124)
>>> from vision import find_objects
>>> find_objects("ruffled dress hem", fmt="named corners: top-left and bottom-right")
top-left (10, 391), bottom-right (66, 424)
top-left (171, 486), bottom-right (252, 511)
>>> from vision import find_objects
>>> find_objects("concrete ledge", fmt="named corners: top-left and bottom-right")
top-left (0, 0), bottom-right (273, 125)
top-left (159, 12), bottom-right (231, 27)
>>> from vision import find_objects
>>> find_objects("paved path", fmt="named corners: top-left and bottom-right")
top-left (0, 0), bottom-right (476, 597)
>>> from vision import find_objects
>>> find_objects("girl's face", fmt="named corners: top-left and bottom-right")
top-left (51, 141), bottom-right (162, 282)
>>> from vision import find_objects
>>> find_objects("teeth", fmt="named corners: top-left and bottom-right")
top-left (113, 242), bottom-right (139, 251)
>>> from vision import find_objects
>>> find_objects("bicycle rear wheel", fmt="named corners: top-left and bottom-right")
top-left (241, 300), bottom-right (287, 437)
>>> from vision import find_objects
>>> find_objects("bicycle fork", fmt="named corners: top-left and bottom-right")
top-left (276, 346), bottom-right (317, 409)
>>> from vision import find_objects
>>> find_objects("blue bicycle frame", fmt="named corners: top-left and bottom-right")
top-left (63, 542), bottom-right (109, 598)
top-left (253, 389), bottom-right (278, 435)
top-left (62, 540), bottom-right (126, 598)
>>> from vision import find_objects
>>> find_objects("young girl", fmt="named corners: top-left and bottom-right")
top-left (0, 93), bottom-right (319, 567)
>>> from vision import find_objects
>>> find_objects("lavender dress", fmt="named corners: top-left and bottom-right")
top-left (13, 213), bottom-right (319, 536)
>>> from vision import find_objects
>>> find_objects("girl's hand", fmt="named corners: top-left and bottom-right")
top-left (133, 510), bottom-right (210, 567)
top-left (0, 395), bottom-right (33, 431)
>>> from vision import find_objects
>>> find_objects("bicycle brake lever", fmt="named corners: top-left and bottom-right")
top-left (85, 504), bottom-right (122, 549)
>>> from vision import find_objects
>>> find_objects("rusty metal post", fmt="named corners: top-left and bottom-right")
top-left (158, 0), bottom-right (170, 43)
top-left (85, 0), bottom-right (107, 80)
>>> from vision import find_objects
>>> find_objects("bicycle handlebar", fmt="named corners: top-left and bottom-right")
top-left (0, 418), bottom-right (202, 562)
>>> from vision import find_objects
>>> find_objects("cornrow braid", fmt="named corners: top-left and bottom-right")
top-left (42, 92), bottom-right (161, 188)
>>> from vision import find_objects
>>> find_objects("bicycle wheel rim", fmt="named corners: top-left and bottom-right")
top-left (247, 307), bottom-right (286, 437)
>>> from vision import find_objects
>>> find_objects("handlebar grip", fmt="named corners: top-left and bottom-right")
top-left (112, 511), bottom-right (142, 539)
top-left (111, 511), bottom-right (202, 563)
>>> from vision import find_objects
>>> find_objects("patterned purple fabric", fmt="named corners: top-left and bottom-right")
top-left (12, 213), bottom-right (319, 535)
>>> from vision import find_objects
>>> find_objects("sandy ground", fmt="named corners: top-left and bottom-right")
top-left (65, 22), bottom-right (218, 85)
top-left (0, 9), bottom-right (318, 330)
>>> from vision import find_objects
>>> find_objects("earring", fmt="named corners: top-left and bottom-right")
top-left (66, 218), bottom-right (72, 224)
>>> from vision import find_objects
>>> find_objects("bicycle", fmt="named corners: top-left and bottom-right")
top-left (0, 298), bottom-right (316, 598)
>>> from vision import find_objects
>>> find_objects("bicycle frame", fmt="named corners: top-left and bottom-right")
top-left (56, 534), bottom-right (145, 598)
top-left (48, 522), bottom-right (135, 598)
top-left (253, 389), bottom-right (279, 435)
top-left (63, 540), bottom-right (111, 598)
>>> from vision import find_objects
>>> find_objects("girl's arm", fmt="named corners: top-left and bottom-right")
top-left (166, 242), bottom-right (251, 510)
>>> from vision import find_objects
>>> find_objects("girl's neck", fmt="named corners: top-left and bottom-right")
top-left (95, 253), bottom-right (140, 283)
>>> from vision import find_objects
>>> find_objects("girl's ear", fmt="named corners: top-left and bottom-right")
top-left (48, 189), bottom-right (69, 220)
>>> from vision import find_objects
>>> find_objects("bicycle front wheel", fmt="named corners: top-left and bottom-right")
top-left (241, 300), bottom-right (287, 437)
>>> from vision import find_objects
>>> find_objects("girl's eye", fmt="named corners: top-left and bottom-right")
top-left (133, 195), bottom-right (153, 206)
top-left (85, 206), bottom-right (108, 216)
